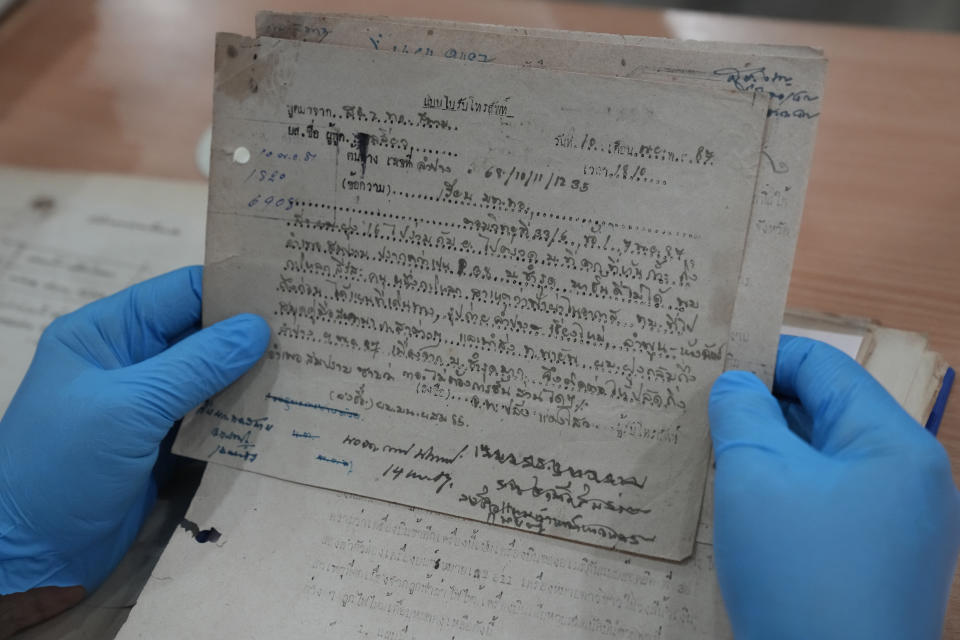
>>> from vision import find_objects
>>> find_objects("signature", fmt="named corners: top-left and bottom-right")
top-left (713, 66), bottom-right (820, 119)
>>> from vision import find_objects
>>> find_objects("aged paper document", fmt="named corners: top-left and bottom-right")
top-left (253, 11), bottom-right (825, 549)
top-left (257, 11), bottom-right (827, 386)
top-left (172, 33), bottom-right (768, 559)
top-left (118, 463), bottom-right (732, 640)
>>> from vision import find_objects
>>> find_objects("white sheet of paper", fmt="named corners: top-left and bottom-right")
top-left (0, 168), bottom-right (206, 411)
top-left (117, 462), bottom-right (733, 640)
top-left (171, 33), bottom-right (770, 560)
top-left (780, 323), bottom-right (863, 360)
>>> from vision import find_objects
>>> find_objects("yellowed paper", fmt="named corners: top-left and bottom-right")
top-left (117, 463), bottom-right (733, 640)
top-left (257, 11), bottom-right (827, 386)
top-left (171, 33), bottom-right (768, 560)
top-left (251, 14), bottom-right (827, 551)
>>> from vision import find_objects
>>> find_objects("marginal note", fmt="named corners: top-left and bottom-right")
top-left (172, 33), bottom-right (768, 560)
top-left (256, 11), bottom-right (828, 386)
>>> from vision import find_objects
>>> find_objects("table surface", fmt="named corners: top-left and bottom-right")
top-left (1, 0), bottom-right (959, 635)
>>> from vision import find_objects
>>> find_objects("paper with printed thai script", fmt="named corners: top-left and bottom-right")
top-left (253, 11), bottom-right (825, 547)
top-left (256, 11), bottom-right (827, 387)
top-left (118, 463), bottom-right (732, 640)
top-left (172, 32), bottom-right (767, 560)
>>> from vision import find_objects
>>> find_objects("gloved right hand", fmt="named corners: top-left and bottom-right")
top-left (709, 335), bottom-right (960, 640)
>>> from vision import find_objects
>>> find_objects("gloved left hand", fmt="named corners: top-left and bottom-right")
top-left (0, 266), bottom-right (270, 594)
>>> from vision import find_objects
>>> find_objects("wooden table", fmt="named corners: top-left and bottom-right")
top-left (1, 0), bottom-right (959, 636)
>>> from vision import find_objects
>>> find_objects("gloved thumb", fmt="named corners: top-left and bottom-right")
top-left (775, 335), bottom-right (918, 454)
top-left (119, 313), bottom-right (270, 437)
top-left (709, 370), bottom-right (803, 461)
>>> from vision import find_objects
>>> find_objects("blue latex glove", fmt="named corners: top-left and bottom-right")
top-left (0, 266), bottom-right (269, 594)
top-left (710, 335), bottom-right (960, 640)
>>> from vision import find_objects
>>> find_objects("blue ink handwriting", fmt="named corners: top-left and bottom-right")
top-left (317, 453), bottom-right (353, 473)
top-left (266, 392), bottom-right (360, 418)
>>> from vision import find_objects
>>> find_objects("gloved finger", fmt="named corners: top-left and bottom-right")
top-left (709, 370), bottom-right (806, 460)
top-left (121, 313), bottom-right (270, 435)
top-left (774, 335), bottom-right (916, 453)
top-left (777, 397), bottom-right (814, 443)
top-left (71, 266), bottom-right (204, 364)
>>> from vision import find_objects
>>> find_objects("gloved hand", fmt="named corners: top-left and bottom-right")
top-left (709, 335), bottom-right (960, 640)
top-left (0, 266), bottom-right (269, 594)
